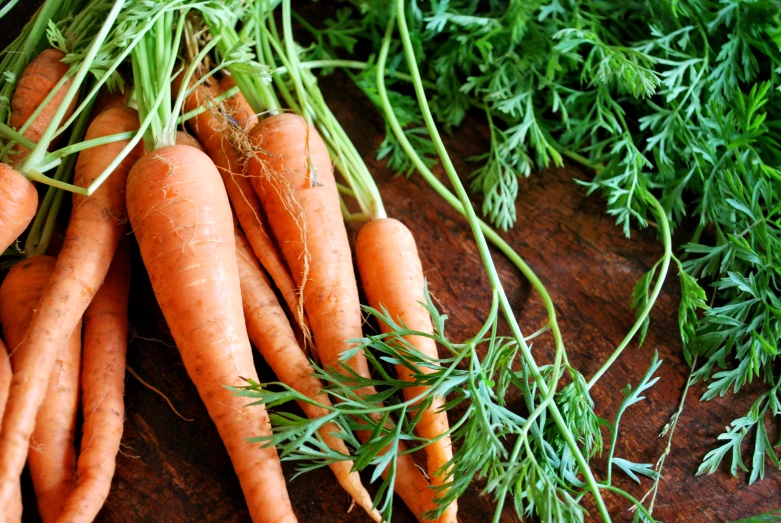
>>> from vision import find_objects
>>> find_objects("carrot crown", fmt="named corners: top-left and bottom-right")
top-left (205, 1), bottom-right (388, 221)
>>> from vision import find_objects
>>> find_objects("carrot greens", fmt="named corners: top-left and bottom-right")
top-left (227, 1), bottom-right (672, 521)
top-left (287, 0), bottom-right (781, 492)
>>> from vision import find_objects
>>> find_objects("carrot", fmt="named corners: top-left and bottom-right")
top-left (181, 79), bottom-right (309, 349)
top-left (0, 106), bottom-right (142, 511)
top-left (175, 130), bottom-right (203, 151)
top-left (0, 339), bottom-right (9, 423)
top-left (56, 241), bottom-right (130, 523)
top-left (0, 337), bottom-right (19, 523)
top-left (90, 84), bottom-right (128, 119)
top-left (126, 143), bottom-right (296, 523)
top-left (234, 227), bottom-right (381, 522)
top-left (247, 113), bottom-right (437, 522)
top-left (0, 163), bottom-right (38, 253)
top-left (0, 256), bottom-right (81, 523)
top-left (219, 75), bottom-right (258, 130)
top-left (10, 49), bottom-right (77, 165)
top-left (356, 218), bottom-right (457, 521)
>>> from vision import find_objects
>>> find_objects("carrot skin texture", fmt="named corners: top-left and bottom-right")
top-left (247, 114), bottom-right (437, 522)
top-left (0, 256), bottom-right (81, 523)
top-left (0, 339), bottom-right (9, 423)
top-left (219, 75), bottom-right (258, 130)
top-left (356, 218), bottom-right (457, 521)
top-left (182, 81), bottom-right (306, 344)
top-left (10, 49), bottom-right (77, 165)
top-left (126, 144), bottom-right (296, 523)
top-left (0, 341), bottom-right (20, 523)
top-left (175, 130), bottom-right (203, 151)
top-left (0, 164), bottom-right (38, 253)
top-left (56, 241), bottom-right (130, 523)
top-left (0, 107), bottom-right (142, 512)
top-left (235, 228), bottom-right (381, 523)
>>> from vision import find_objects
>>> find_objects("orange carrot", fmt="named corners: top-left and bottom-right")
top-left (0, 337), bottom-right (19, 523)
top-left (10, 49), bottom-right (77, 165)
top-left (0, 256), bottom-right (81, 523)
top-left (219, 75), bottom-right (258, 130)
top-left (90, 84), bottom-right (128, 120)
top-left (247, 113), bottom-right (437, 522)
top-left (175, 130), bottom-right (203, 150)
top-left (126, 143), bottom-right (296, 523)
top-left (357, 218), bottom-right (457, 521)
top-left (0, 163), bottom-right (37, 253)
top-left (0, 339), bottom-right (9, 422)
top-left (181, 80), bottom-right (308, 348)
top-left (0, 106), bottom-right (142, 511)
top-left (235, 227), bottom-right (381, 522)
top-left (56, 241), bottom-right (130, 523)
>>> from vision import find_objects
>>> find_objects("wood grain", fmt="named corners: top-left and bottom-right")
top-left (3, 3), bottom-right (780, 522)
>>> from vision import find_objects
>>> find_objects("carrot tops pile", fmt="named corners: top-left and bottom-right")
top-left (0, 1), bottom-right (772, 522)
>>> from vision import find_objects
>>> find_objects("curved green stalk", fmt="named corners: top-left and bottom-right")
top-left (0, 0), bottom-right (22, 22)
top-left (0, 122), bottom-right (38, 152)
top-left (394, 2), bottom-right (611, 520)
top-left (374, 15), bottom-right (566, 372)
top-left (40, 131), bottom-right (136, 167)
top-left (586, 194), bottom-right (672, 390)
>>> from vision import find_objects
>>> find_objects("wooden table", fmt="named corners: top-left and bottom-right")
top-left (6, 3), bottom-right (781, 522)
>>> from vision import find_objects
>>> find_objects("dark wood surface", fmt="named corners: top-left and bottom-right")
top-left (4, 3), bottom-right (781, 522)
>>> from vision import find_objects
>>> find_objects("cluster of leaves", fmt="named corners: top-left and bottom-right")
top-left (298, 0), bottom-right (781, 484)
top-left (239, 290), bottom-right (662, 522)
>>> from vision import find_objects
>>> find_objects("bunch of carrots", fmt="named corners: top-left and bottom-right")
top-left (0, 1), bottom-right (464, 522)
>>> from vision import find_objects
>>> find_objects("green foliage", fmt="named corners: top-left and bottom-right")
top-left (238, 289), bottom-right (660, 522)
top-left (294, 0), bottom-right (781, 485)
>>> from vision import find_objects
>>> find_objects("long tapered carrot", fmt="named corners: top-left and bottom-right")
top-left (234, 227), bottom-right (381, 522)
top-left (247, 113), bottom-right (437, 522)
top-left (126, 143), bottom-right (296, 523)
top-left (0, 339), bottom-right (19, 523)
top-left (9, 49), bottom-right (77, 165)
top-left (0, 256), bottom-right (81, 523)
top-left (219, 75), bottom-right (258, 130)
top-left (0, 163), bottom-right (38, 253)
top-left (56, 241), bottom-right (130, 523)
top-left (0, 106), bottom-right (142, 511)
top-left (181, 79), bottom-right (309, 348)
top-left (356, 218), bottom-right (457, 521)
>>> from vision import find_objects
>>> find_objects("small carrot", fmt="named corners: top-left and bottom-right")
top-left (0, 256), bottom-right (81, 523)
top-left (89, 85), bottom-right (128, 119)
top-left (235, 227), bottom-right (381, 522)
top-left (126, 143), bottom-right (296, 523)
top-left (0, 163), bottom-right (38, 254)
top-left (357, 218), bottom-right (457, 521)
top-left (10, 49), bottom-right (77, 165)
top-left (219, 75), bottom-right (258, 130)
top-left (181, 79), bottom-right (308, 348)
top-left (56, 240), bottom-right (130, 523)
top-left (175, 129), bottom-right (203, 151)
top-left (247, 113), bottom-right (437, 521)
top-left (0, 106), bottom-right (142, 511)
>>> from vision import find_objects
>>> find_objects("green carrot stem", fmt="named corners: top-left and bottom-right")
top-left (394, 2), bottom-right (611, 520)
top-left (0, 122), bottom-right (37, 152)
top-left (586, 195), bottom-right (672, 390)
top-left (0, 0), bottom-right (22, 20)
